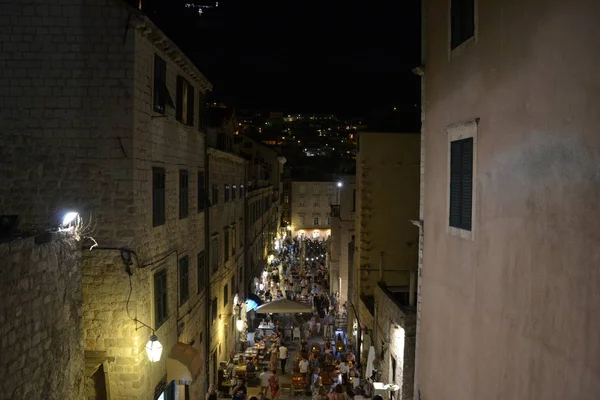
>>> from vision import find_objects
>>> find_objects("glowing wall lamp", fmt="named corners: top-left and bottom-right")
top-left (61, 211), bottom-right (79, 227)
top-left (145, 334), bottom-right (163, 362)
top-left (236, 318), bottom-right (244, 332)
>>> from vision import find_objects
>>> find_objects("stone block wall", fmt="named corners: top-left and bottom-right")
top-left (0, 235), bottom-right (84, 399)
top-left (0, 0), bottom-right (137, 235)
top-left (0, 1), bottom-right (212, 398)
top-left (207, 150), bottom-right (246, 377)
top-left (374, 284), bottom-right (416, 400)
top-left (81, 13), bottom-right (212, 400)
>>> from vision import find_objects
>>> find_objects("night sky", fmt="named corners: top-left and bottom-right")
top-left (142, 0), bottom-right (421, 116)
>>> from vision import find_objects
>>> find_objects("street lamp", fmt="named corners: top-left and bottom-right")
top-left (145, 334), bottom-right (163, 362)
top-left (337, 182), bottom-right (343, 188)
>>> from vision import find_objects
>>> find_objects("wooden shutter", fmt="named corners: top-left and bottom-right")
top-left (449, 138), bottom-right (473, 230)
top-left (176, 76), bottom-right (184, 121)
top-left (449, 141), bottom-right (462, 228)
top-left (153, 168), bottom-right (165, 227)
top-left (461, 138), bottom-right (473, 230)
top-left (198, 172), bottom-right (205, 212)
top-left (154, 270), bottom-right (167, 327)
top-left (179, 170), bottom-right (189, 219)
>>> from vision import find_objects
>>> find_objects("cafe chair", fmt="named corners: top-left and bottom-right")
top-left (293, 328), bottom-right (301, 341)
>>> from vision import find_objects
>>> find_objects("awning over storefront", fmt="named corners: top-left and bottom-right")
top-left (255, 299), bottom-right (313, 314)
top-left (246, 293), bottom-right (263, 312)
top-left (167, 343), bottom-right (202, 385)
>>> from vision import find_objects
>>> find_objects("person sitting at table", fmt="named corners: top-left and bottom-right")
top-left (265, 290), bottom-right (272, 302)
top-left (238, 355), bottom-right (245, 366)
top-left (247, 358), bottom-right (257, 372)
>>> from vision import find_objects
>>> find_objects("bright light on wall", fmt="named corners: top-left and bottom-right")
top-left (146, 335), bottom-right (163, 362)
top-left (236, 318), bottom-right (244, 332)
top-left (61, 211), bottom-right (79, 227)
top-left (337, 182), bottom-right (343, 188)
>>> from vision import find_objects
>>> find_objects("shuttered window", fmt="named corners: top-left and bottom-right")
top-left (449, 138), bottom-right (473, 230)
top-left (152, 167), bottom-right (166, 227)
top-left (211, 298), bottom-right (217, 322)
top-left (154, 270), bottom-right (168, 328)
top-left (198, 171), bottom-right (205, 212)
top-left (176, 76), bottom-right (195, 126)
top-left (153, 55), bottom-right (174, 113)
top-left (179, 170), bottom-right (189, 219)
top-left (450, 0), bottom-right (475, 50)
top-left (179, 256), bottom-right (190, 306)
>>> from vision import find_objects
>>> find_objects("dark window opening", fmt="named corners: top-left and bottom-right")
top-left (154, 270), bottom-right (168, 328)
top-left (198, 171), bottom-right (205, 212)
top-left (179, 170), bottom-right (189, 219)
top-left (449, 137), bottom-right (473, 230)
top-left (152, 167), bottom-right (166, 227)
top-left (451, 0), bottom-right (475, 50)
top-left (176, 76), bottom-right (195, 126)
top-left (153, 55), bottom-right (173, 113)
top-left (179, 256), bottom-right (189, 305)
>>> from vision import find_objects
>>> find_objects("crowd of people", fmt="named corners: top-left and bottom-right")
top-left (213, 235), bottom-right (379, 400)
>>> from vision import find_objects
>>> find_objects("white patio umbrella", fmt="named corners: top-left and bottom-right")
top-left (255, 299), bottom-right (313, 314)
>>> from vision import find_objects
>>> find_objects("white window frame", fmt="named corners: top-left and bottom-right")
top-left (446, 119), bottom-right (478, 241)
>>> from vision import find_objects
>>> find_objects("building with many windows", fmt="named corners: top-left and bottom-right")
top-left (239, 137), bottom-right (286, 292)
top-left (290, 181), bottom-right (337, 239)
top-left (415, 0), bottom-right (600, 399)
top-left (0, 2), bottom-right (211, 399)
top-left (205, 107), bottom-right (247, 386)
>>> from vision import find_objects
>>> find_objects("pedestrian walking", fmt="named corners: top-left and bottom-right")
top-left (269, 371), bottom-right (280, 400)
top-left (278, 342), bottom-right (289, 374)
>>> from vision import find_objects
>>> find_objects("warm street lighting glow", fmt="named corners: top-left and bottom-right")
top-left (286, 225), bottom-right (292, 231)
top-left (236, 318), bottom-right (244, 332)
top-left (146, 335), bottom-right (163, 362)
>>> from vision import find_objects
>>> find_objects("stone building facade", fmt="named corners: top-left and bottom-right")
top-left (416, 1), bottom-right (600, 399)
top-left (348, 132), bottom-right (420, 397)
top-left (239, 138), bottom-right (286, 289)
top-left (0, 1), bottom-right (211, 399)
top-left (0, 235), bottom-right (84, 399)
top-left (290, 181), bottom-right (337, 240)
top-left (372, 284), bottom-right (416, 400)
top-left (329, 175), bottom-right (356, 303)
top-left (205, 109), bottom-right (247, 385)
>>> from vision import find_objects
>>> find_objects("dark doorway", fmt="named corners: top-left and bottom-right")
top-left (90, 364), bottom-right (108, 400)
